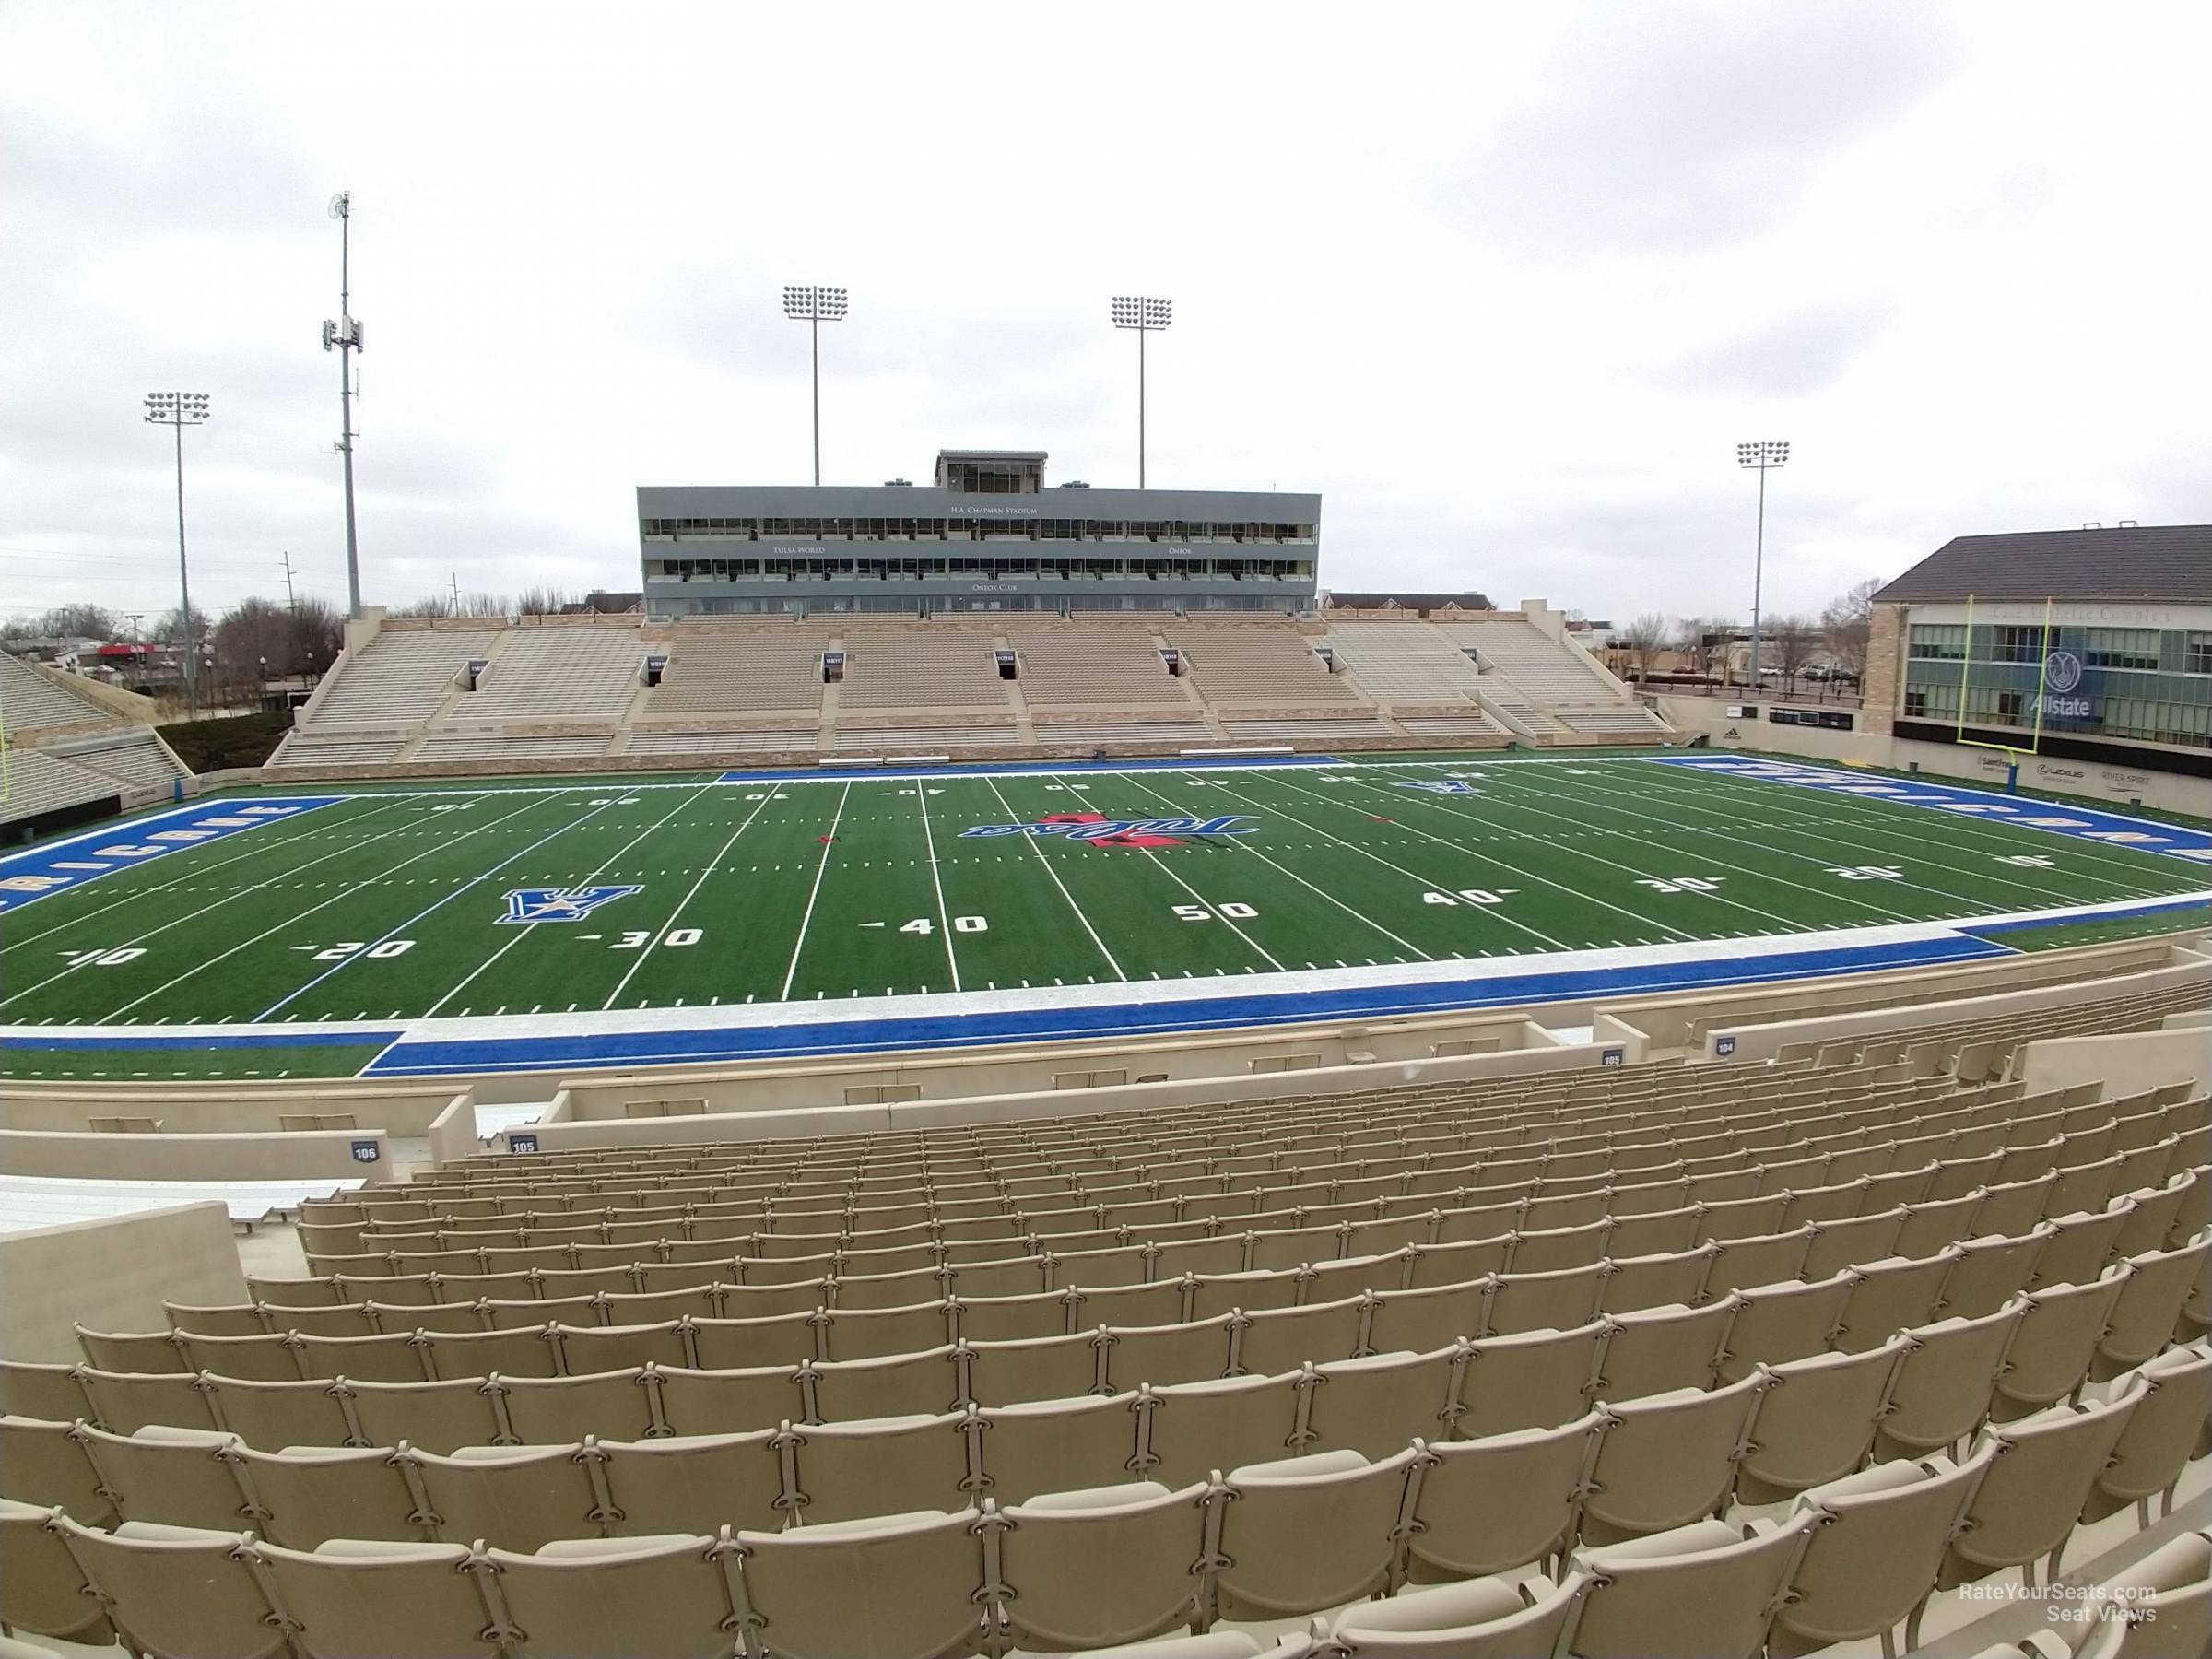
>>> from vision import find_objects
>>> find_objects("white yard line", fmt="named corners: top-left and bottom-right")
top-left (1332, 769), bottom-right (1829, 936)
top-left (778, 782), bottom-right (853, 1001)
top-left (913, 782), bottom-right (961, 993)
top-left (424, 783), bottom-right (720, 1018)
top-left (981, 777), bottom-right (1126, 982)
top-left (1, 795), bottom-right (410, 951)
top-left (1627, 763), bottom-right (2180, 902)
top-left (1263, 770), bottom-right (1691, 944)
top-left (600, 786), bottom-right (784, 1010)
top-left (0, 796), bottom-right (437, 1010)
top-left (246, 792), bottom-right (632, 1022)
top-left (1136, 848), bottom-right (1286, 971)
top-left (1122, 775), bottom-right (1432, 960)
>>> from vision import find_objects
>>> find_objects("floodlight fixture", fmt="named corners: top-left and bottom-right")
top-left (784, 285), bottom-right (849, 483)
top-left (1735, 440), bottom-right (1791, 690)
top-left (1110, 296), bottom-right (1173, 486)
top-left (142, 392), bottom-right (212, 708)
top-left (324, 191), bottom-right (366, 617)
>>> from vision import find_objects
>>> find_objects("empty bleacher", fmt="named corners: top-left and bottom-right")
top-left (412, 733), bottom-right (614, 763)
top-left (1219, 714), bottom-right (1400, 742)
top-left (1393, 712), bottom-right (1507, 739)
top-left (308, 629), bottom-right (495, 724)
top-left (0, 746), bottom-right (124, 822)
top-left (3, 1043), bottom-right (2204, 1656)
top-left (52, 731), bottom-right (186, 792)
top-left (642, 634), bottom-right (828, 716)
top-left (837, 634), bottom-right (1015, 711)
top-left (1169, 628), bottom-right (1366, 706)
top-left (0, 653), bottom-right (113, 735)
top-left (266, 731), bottom-right (412, 768)
top-left (623, 727), bottom-right (817, 755)
top-left (1010, 631), bottom-right (1190, 706)
top-left (1324, 622), bottom-right (1493, 707)
top-left (1437, 618), bottom-right (1622, 705)
top-left (829, 724), bottom-right (1015, 749)
top-left (464, 629), bottom-right (641, 719)
top-left (1033, 716), bottom-right (1217, 746)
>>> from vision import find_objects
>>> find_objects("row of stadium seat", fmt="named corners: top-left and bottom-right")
top-left (296, 1092), bottom-right (2207, 1278)
top-left (17, 1218), bottom-right (2205, 1456)
top-left (3, 1342), bottom-right (2201, 1659)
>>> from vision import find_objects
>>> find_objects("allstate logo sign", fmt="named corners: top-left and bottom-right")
top-left (2043, 650), bottom-right (2084, 694)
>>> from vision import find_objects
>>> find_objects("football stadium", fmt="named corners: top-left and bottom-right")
top-left (4, 21), bottom-right (2210, 1659)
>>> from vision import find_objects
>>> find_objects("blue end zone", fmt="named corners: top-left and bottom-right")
top-left (1649, 757), bottom-right (2212, 864)
top-left (360, 932), bottom-right (2007, 1077)
top-left (1966, 894), bottom-right (2212, 938)
top-left (714, 755), bottom-right (1344, 785)
top-left (0, 798), bottom-right (344, 912)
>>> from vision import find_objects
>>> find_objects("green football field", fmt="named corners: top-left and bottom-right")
top-left (2, 752), bottom-right (2208, 1080)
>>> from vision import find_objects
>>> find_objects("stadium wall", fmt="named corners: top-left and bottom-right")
top-left (2018, 1018), bottom-right (2212, 1098)
top-left (1654, 693), bottom-right (2212, 817)
top-left (0, 1201), bottom-right (247, 1362)
top-left (0, 1126), bottom-right (394, 1183)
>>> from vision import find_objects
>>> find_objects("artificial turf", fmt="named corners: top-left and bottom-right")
top-left (2, 752), bottom-right (2206, 1079)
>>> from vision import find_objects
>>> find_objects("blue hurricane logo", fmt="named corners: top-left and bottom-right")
top-left (500, 885), bottom-right (643, 924)
top-left (2043, 650), bottom-right (2084, 694)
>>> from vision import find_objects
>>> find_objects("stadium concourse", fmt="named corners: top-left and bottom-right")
top-left (0, 607), bottom-right (2208, 1659)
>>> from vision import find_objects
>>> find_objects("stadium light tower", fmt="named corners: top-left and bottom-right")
top-left (142, 392), bottom-right (211, 710)
top-left (324, 193), bottom-right (366, 619)
top-left (782, 285), bottom-right (848, 486)
top-left (1736, 441), bottom-right (1789, 690)
top-left (1111, 296), bottom-right (1171, 488)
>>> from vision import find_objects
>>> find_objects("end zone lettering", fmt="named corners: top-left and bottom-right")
top-left (959, 814), bottom-right (1260, 843)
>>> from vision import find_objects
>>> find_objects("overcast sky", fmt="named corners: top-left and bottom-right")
top-left (4, 1), bottom-right (2206, 630)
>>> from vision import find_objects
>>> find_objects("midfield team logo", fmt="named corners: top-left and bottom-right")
top-left (959, 813), bottom-right (1261, 850)
top-left (500, 885), bottom-right (643, 923)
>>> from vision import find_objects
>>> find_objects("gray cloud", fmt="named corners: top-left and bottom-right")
top-left (1652, 298), bottom-right (1900, 395)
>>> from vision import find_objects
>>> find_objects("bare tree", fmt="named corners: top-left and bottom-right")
top-left (515, 585), bottom-right (576, 616)
top-left (211, 596), bottom-right (297, 685)
top-left (41, 604), bottom-right (119, 640)
top-left (1771, 615), bottom-right (1818, 692)
top-left (1820, 576), bottom-right (1882, 682)
top-left (1675, 616), bottom-right (1709, 677)
top-left (1620, 613), bottom-right (1671, 683)
top-left (290, 596), bottom-right (344, 676)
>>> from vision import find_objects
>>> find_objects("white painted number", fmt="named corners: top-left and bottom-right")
top-left (1175, 903), bottom-right (1258, 923)
top-left (665, 927), bottom-right (702, 947)
top-left (62, 947), bottom-right (146, 968)
top-left (612, 931), bottom-right (650, 949)
top-left (1422, 889), bottom-right (1512, 907)
top-left (312, 939), bottom-right (414, 961)
top-left (1827, 865), bottom-right (1905, 882)
top-left (953, 915), bottom-right (988, 933)
top-left (900, 918), bottom-right (935, 935)
top-left (1637, 877), bottom-right (1724, 894)
top-left (1997, 854), bottom-right (2056, 868)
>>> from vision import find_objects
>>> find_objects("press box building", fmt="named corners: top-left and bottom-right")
top-left (639, 450), bottom-right (1320, 620)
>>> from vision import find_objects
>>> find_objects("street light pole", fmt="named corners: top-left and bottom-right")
top-left (324, 193), bottom-right (366, 618)
top-left (782, 286), bottom-right (848, 486)
top-left (143, 392), bottom-right (210, 710)
top-left (1111, 297), bottom-right (1172, 488)
top-left (1736, 441), bottom-right (1790, 690)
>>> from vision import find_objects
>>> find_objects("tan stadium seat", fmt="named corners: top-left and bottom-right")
top-left (1486, 1262), bottom-right (1607, 1336)
top-left (1404, 1413), bottom-right (1603, 1583)
top-left (76, 1369), bottom-right (218, 1437)
top-left (74, 1424), bottom-right (258, 1534)
top-left (1836, 1252), bottom-right (1960, 1353)
top-left (2031, 1205), bottom-right (2135, 1290)
top-left (736, 1506), bottom-right (985, 1659)
top-left (788, 1412), bottom-right (976, 1524)
top-left (1563, 1512), bottom-right (1820, 1659)
top-left (2084, 1340), bottom-right (2211, 1524)
top-left (346, 1376), bottom-right (502, 1454)
top-left (1330, 1571), bottom-right (1588, 1658)
top-left (1874, 1301), bottom-right (2027, 1461)
top-left (1767, 1448), bottom-right (1992, 1657)
top-left (413, 1442), bottom-right (603, 1552)
top-left (1363, 1279), bottom-right (1490, 1355)
top-left (965, 1331), bottom-right (1100, 1406)
top-left (1595, 1300), bottom-right (1734, 1401)
top-left (49, 1513), bottom-right (286, 1659)
top-left (204, 1376), bottom-right (355, 1453)
top-left (976, 1392), bottom-right (1145, 1505)
top-left (1598, 1245), bottom-right (1715, 1314)
top-left (0, 1362), bottom-right (95, 1423)
top-left (0, 1415), bottom-right (112, 1523)
top-left (1101, 1316), bottom-right (1239, 1393)
top-left (259, 1539), bottom-right (488, 1658)
top-left (1993, 1268), bottom-right (2133, 1419)
top-left (597, 1429), bottom-right (785, 1536)
top-left (1294, 1349), bottom-right (1454, 1462)
top-left (1942, 1226), bottom-right (2057, 1318)
top-left (502, 1368), bottom-right (658, 1445)
top-left (1735, 1335), bottom-right (1912, 1502)
top-left (2093, 1234), bottom-right (2210, 1380)
top-left (1236, 1297), bottom-right (1368, 1377)
top-left (1451, 1321), bottom-right (1607, 1439)
top-left (1215, 1447), bottom-right (1422, 1619)
top-left (1716, 1273), bottom-right (1854, 1381)
top-left (1940, 1381), bottom-right (2147, 1590)
top-left (240, 1443), bottom-right (422, 1547)
top-left (990, 1479), bottom-right (1208, 1650)
top-left (75, 1326), bottom-right (188, 1374)
top-left (2073, 1529), bottom-right (2212, 1659)
top-left (0, 1500), bottom-right (114, 1648)
top-left (1143, 1374), bottom-right (1302, 1488)
top-left (489, 1532), bottom-right (735, 1659)
top-left (2112, 1172), bottom-right (2195, 1259)
top-left (1578, 1373), bottom-right (1767, 1545)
